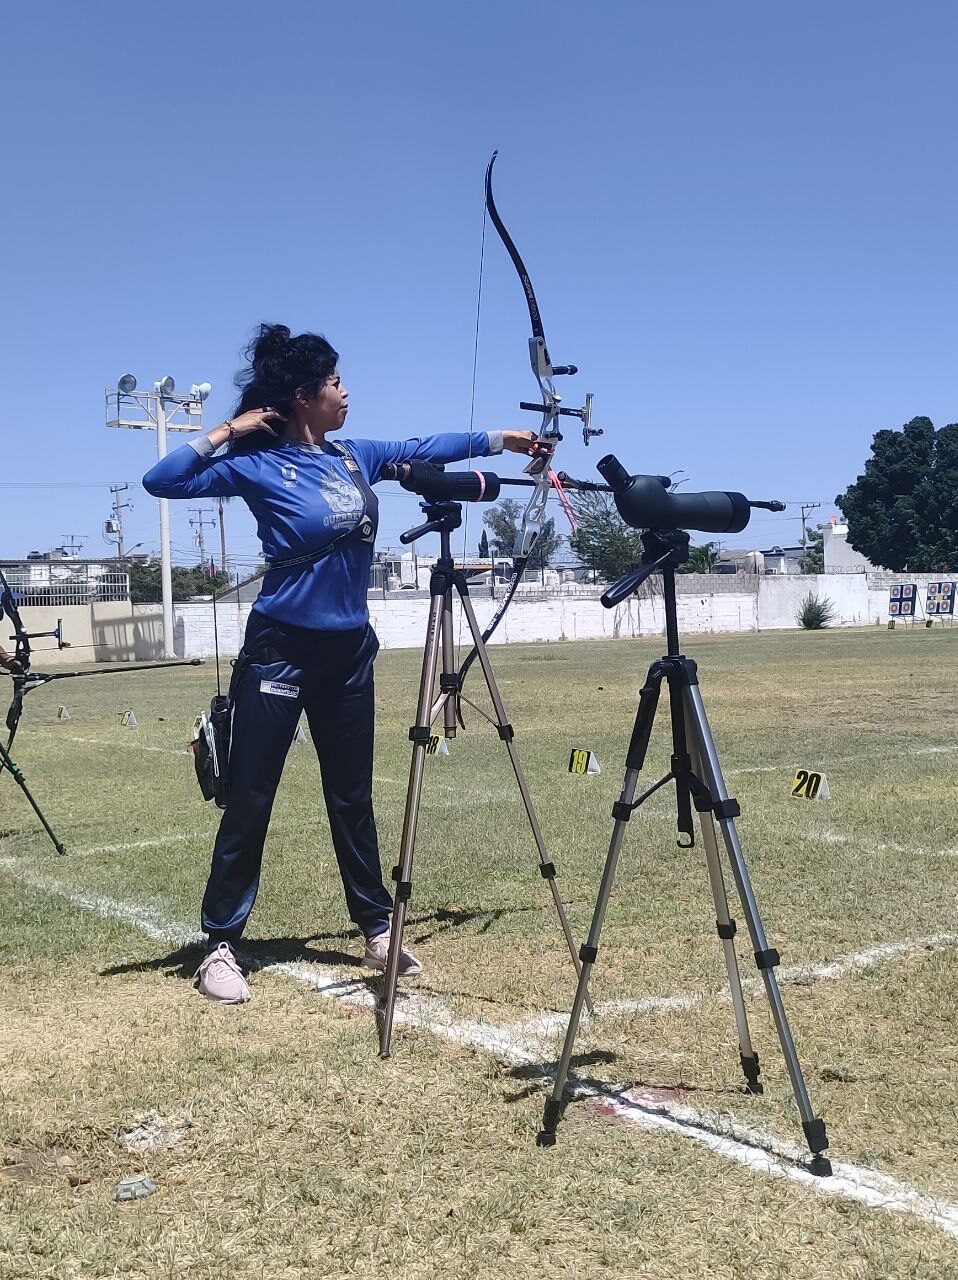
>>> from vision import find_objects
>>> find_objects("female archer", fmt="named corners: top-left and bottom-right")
top-left (143, 323), bottom-right (536, 1003)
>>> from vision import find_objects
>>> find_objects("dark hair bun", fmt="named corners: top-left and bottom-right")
top-left (252, 323), bottom-right (291, 368)
top-left (232, 322), bottom-right (340, 443)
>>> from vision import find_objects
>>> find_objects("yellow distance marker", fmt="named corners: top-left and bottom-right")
top-left (790, 768), bottom-right (830, 801)
top-left (568, 749), bottom-right (601, 776)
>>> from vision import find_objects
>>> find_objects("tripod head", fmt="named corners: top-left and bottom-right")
top-left (400, 500), bottom-right (464, 545)
top-left (601, 530), bottom-right (692, 607)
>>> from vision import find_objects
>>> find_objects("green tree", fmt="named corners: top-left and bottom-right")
top-left (481, 499), bottom-right (561, 570)
top-left (800, 527), bottom-right (824, 574)
top-left (478, 529), bottom-right (490, 558)
top-left (678, 541), bottom-right (721, 574)
top-left (566, 491), bottom-right (645, 582)
top-left (837, 416), bottom-right (958, 570)
top-left (128, 561), bottom-right (232, 603)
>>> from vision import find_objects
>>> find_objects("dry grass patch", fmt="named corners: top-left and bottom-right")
top-left (2, 629), bottom-right (958, 1274)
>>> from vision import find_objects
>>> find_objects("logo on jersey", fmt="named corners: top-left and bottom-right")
top-left (280, 464), bottom-right (298, 489)
top-left (320, 472), bottom-right (364, 528)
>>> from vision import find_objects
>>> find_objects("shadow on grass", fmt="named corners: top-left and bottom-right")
top-left (557, 1074), bottom-right (826, 1176)
top-left (501, 1050), bottom-right (618, 1102)
top-left (98, 902), bottom-right (528, 984)
top-left (501, 1055), bottom-right (743, 1106)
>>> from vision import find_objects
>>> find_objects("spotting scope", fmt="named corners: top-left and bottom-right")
top-left (597, 455), bottom-right (779, 534)
top-left (381, 461), bottom-right (501, 504)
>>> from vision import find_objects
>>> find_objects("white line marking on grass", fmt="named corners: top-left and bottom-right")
top-left (504, 933), bottom-right (958, 1043)
top-left (818, 830), bottom-right (921, 856)
top-left (0, 864), bottom-right (201, 947)
top-left (816, 830), bottom-right (958, 859)
top-left (4, 860), bottom-right (958, 1240)
top-left (71, 831), bottom-right (214, 857)
top-left (727, 741), bottom-right (958, 778)
top-left (595, 1087), bottom-right (958, 1240)
top-left (55, 735), bottom-right (192, 756)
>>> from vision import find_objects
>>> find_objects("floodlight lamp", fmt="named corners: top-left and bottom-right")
top-left (117, 373), bottom-right (137, 394)
top-left (155, 376), bottom-right (175, 396)
top-left (190, 381), bottom-right (213, 402)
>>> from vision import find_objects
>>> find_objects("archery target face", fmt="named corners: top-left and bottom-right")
top-left (889, 584), bottom-right (917, 616)
top-left (926, 582), bottom-right (956, 614)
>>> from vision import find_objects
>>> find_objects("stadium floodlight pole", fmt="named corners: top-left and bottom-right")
top-left (155, 389), bottom-right (174, 655)
top-left (106, 375), bottom-right (212, 658)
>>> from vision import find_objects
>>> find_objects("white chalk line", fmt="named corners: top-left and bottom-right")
top-left (501, 932), bottom-right (958, 1048)
top-left (2, 859), bottom-right (958, 1239)
top-left (71, 831), bottom-right (215, 857)
top-left (816, 830), bottom-right (958, 859)
top-left (27, 725), bottom-right (958, 775)
top-left (51, 735), bottom-right (192, 756)
top-left (28, 732), bottom-right (404, 788)
top-left (728, 741), bottom-right (958, 778)
top-left (596, 1087), bottom-right (958, 1239)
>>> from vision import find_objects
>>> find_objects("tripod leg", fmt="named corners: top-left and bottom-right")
top-left (0, 743), bottom-right (68, 856)
top-left (440, 574), bottom-right (458, 739)
top-left (378, 589), bottom-right (447, 1057)
top-left (457, 592), bottom-right (591, 1010)
top-left (539, 669), bottom-right (664, 1145)
top-left (687, 725), bottom-right (762, 1094)
top-left (681, 683), bottom-right (832, 1176)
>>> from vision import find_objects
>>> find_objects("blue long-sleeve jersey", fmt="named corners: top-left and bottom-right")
top-left (142, 431), bottom-right (502, 631)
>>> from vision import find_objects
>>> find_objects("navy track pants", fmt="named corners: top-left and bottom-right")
top-left (201, 610), bottom-right (393, 945)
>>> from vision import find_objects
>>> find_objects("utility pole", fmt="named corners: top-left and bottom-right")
top-left (60, 534), bottom-right (85, 558)
top-left (217, 497), bottom-right (228, 577)
top-left (189, 507), bottom-right (217, 568)
top-left (106, 483), bottom-right (133, 558)
top-left (799, 502), bottom-right (821, 557)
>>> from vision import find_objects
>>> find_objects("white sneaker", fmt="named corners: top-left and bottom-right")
top-left (194, 942), bottom-right (251, 1004)
top-left (363, 929), bottom-right (423, 978)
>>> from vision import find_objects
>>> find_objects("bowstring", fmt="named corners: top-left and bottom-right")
top-left (456, 185), bottom-right (488, 665)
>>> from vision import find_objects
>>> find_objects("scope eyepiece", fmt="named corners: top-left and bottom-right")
top-left (596, 454), bottom-right (631, 493)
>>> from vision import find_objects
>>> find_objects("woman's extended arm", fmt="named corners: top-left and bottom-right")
top-left (359, 430), bottom-right (537, 479)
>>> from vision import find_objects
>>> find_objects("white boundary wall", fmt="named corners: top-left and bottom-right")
top-left (171, 572), bottom-right (952, 658)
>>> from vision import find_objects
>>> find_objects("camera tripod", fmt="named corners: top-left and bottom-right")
top-left (378, 499), bottom-right (591, 1056)
top-left (537, 527), bottom-right (831, 1177)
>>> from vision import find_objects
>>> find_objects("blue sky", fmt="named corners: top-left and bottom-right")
top-left (1, 1), bottom-right (954, 568)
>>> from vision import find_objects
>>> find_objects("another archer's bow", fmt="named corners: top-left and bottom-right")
top-left (0, 564), bottom-right (202, 754)
top-left (0, 565), bottom-right (68, 752)
top-left (458, 152), bottom-right (603, 686)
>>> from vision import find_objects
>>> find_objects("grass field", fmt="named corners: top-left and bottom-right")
top-left (2, 627), bottom-right (958, 1278)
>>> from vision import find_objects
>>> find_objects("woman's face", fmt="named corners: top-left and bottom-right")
top-left (297, 371), bottom-right (348, 434)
